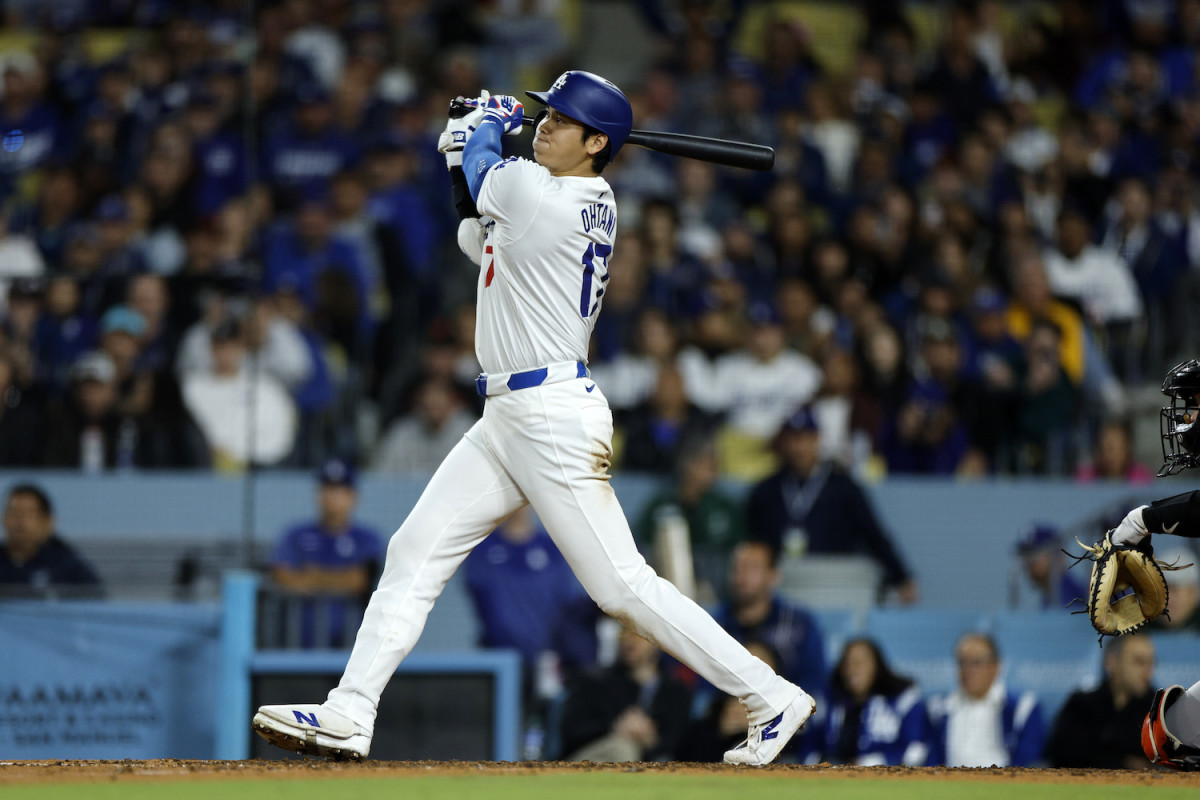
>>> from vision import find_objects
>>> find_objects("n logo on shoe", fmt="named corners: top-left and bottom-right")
top-left (761, 712), bottom-right (783, 741)
top-left (293, 710), bottom-right (320, 727)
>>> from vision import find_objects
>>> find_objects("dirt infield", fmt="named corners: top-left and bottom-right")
top-left (1, 760), bottom-right (1198, 787)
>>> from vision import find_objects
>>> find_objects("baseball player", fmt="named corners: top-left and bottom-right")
top-left (1106, 358), bottom-right (1200, 770)
top-left (252, 70), bottom-right (815, 766)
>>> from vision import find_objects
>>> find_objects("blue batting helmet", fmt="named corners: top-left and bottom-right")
top-left (525, 70), bottom-right (633, 162)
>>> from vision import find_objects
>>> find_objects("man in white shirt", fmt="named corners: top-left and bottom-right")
top-left (181, 316), bottom-right (297, 468)
top-left (927, 632), bottom-right (1046, 767)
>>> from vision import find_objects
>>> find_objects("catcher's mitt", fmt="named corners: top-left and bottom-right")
top-left (1074, 533), bottom-right (1190, 638)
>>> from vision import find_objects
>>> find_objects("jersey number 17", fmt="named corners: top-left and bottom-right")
top-left (579, 242), bottom-right (612, 319)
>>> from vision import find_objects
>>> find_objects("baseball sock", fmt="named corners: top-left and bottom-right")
top-left (1164, 681), bottom-right (1200, 748)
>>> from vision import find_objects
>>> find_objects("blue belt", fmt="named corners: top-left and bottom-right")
top-left (475, 361), bottom-right (588, 398)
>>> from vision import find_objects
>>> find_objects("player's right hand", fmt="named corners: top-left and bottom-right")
top-left (1111, 505), bottom-right (1150, 546)
top-left (438, 91), bottom-right (489, 168)
top-left (482, 94), bottom-right (524, 134)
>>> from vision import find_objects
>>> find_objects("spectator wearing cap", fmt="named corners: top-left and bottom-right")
top-left (42, 350), bottom-right (126, 470)
top-left (258, 81), bottom-right (359, 212)
top-left (267, 458), bottom-right (383, 648)
top-left (1010, 523), bottom-right (1088, 611)
top-left (183, 87), bottom-right (248, 219)
top-left (181, 315), bottom-right (298, 469)
top-left (93, 195), bottom-right (147, 277)
top-left (683, 301), bottom-right (822, 480)
top-left (0, 483), bottom-right (102, 599)
top-left (744, 406), bottom-right (918, 605)
top-left (962, 286), bottom-right (1023, 471)
top-left (879, 319), bottom-right (974, 476)
top-left (0, 207), bottom-right (45, 313)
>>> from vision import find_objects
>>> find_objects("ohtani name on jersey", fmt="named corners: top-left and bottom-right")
top-left (581, 202), bottom-right (616, 237)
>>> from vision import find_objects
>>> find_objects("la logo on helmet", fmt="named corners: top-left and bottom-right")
top-left (552, 72), bottom-right (571, 91)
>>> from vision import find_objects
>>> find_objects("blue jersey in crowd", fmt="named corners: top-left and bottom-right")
top-left (270, 520), bottom-right (383, 647)
top-left (810, 685), bottom-right (930, 766)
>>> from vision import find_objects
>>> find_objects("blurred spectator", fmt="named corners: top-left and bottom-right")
top-left (560, 625), bottom-right (692, 763)
top-left (1013, 318), bottom-right (1080, 474)
top-left (1073, 417), bottom-right (1154, 484)
top-left (879, 321), bottom-right (973, 476)
top-left (0, 483), bottom-right (101, 598)
top-left (261, 193), bottom-right (373, 357)
top-left (268, 458), bottom-right (383, 648)
top-left (685, 301), bottom-right (822, 477)
top-left (181, 315), bottom-right (298, 469)
top-left (635, 435), bottom-right (745, 603)
top-left (926, 632), bottom-right (1046, 767)
top-left (1010, 523), bottom-right (1089, 611)
top-left (1042, 206), bottom-right (1142, 379)
top-left (0, 207), bottom-right (45, 311)
top-left (124, 273), bottom-right (177, 373)
top-left (371, 375), bottom-right (475, 473)
top-left (810, 345), bottom-right (880, 475)
top-left (710, 540), bottom-right (827, 701)
top-left (42, 351), bottom-right (126, 471)
top-left (1045, 635), bottom-right (1155, 769)
top-left (961, 286), bottom-right (1022, 470)
top-left (618, 364), bottom-right (716, 475)
top-left (258, 83), bottom-right (358, 211)
top-left (0, 351), bottom-right (42, 466)
top-left (464, 506), bottom-right (599, 719)
top-left (745, 407), bottom-right (918, 603)
top-left (812, 637), bottom-right (929, 766)
top-left (0, 54), bottom-right (63, 196)
top-left (590, 305), bottom-right (678, 414)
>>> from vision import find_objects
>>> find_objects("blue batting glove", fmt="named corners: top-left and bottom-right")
top-left (482, 94), bottom-right (524, 134)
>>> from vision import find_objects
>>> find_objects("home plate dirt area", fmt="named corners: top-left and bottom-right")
top-left (0, 760), bottom-right (1198, 786)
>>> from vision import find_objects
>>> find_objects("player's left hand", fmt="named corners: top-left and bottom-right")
top-left (482, 94), bottom-right (524, 134)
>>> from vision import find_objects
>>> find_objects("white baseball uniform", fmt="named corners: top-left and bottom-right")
top-left (323, 154), bottom-right (801, 733)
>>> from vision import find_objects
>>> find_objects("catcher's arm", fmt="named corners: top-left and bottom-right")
top-left (1142, 490), bottom-right (1200, 539)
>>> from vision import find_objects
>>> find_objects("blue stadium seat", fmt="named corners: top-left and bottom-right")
top-left (862, 608), bottom-right (988, 696)
top-left (991, 609), bottom-right (1104, 723)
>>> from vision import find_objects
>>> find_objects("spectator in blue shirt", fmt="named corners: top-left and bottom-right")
top-left (464, 506), bottom-right (600, 692)
top-left (710, 540), bottom-right (827, 701)
top-left (268, 458), bottom-right (384, 648)
top-left (261, 192), bottom-right (373, 356)
top-left (259, 82), bottom-right (358, 212)
top-left (183, 89), bottom-right (248, 219)
top-left (812, 637), bottom-right (929, 766)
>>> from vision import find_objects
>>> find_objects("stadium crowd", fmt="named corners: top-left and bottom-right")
top-left (0, 0), bottom-right (1195, 481)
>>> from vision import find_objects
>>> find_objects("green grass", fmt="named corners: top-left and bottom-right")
top-left (1, 775), bottom-right (1194, 800)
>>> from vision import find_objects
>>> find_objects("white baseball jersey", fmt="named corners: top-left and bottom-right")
top-left (473, 156), bottom-right (616, 374)
top-left (315, 144), bottom-right (802, 746)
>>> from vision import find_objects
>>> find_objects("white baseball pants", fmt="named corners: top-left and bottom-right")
top-left (325, 377), bottom-right (800, 729)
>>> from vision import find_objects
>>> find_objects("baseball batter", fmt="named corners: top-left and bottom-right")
top-left (253, 71), bottom-right (814, 766)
